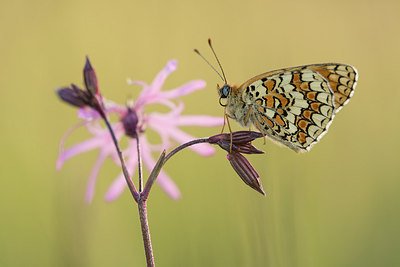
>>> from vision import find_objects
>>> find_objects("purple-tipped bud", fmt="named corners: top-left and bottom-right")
top-left (227, 151), bottom-right (265, 195)
top-left (233, 142), bottom-right (264, 154)
top-left (84, 56), bottom-right (99, 97)
top-left (56, 84), bottom-right (91, 108)
top-left (208, 131), bottom-right (263, 145)
top-left (122, 107), bottom-right (139, 138)
top-left (208, 131), bottom-right (264, 154)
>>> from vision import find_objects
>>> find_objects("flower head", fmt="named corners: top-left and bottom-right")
top-left (208, 131), bottom-right (266, 195)
top-left (57, 59), bottom-right (224, 203)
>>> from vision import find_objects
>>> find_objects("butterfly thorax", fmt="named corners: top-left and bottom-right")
top-left (224, 84), bottom-right (253, 127)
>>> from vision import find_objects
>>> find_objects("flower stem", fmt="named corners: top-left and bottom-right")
top-left (138, 199), bottom-right (155, 267)
top-left (135, 135), bottom-right (155, 266)
top-left (101, 113), bottom-right (139, 202)
top-left (163, 138), bottom-right (209, 164)
top-left (136, 134), bottom-right (143, 193)
top-left (142, 151), bottom-right (165, 200)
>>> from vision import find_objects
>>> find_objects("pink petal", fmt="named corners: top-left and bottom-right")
top-left (85, 150), bottom-right (108, 203)
top-left (146, 111), bottom-right (217, 156)
top-left (58, 121), bottom-right (86, 156)
top-left (150, 60), bottom-right (177, 93)
top-left (146, 125), bottom-right (172, 150)
top-left (56, 137), bottom-right (107, 170)
top-left (104, 174), bottom-right (127, 202)
top-left (155, 170), bottom-right (181, 201)
top-left (127, 79), bottom-right (149, 90)
top-left (140, 137), bottom-right (181, 200)
top-left (135, 97), bottom-right (177, 111)
top-left (127, 79), bottom-right (150, 106)
top-left (77, 100), bottom-right (124, 120)
top-left (159, 80), bottom-right (206, 99)
top-left (104, 101), bottom-right (126, 115)
top-left (176, 115), bottom-right (224, 127)
top-left (146, 102), bottom-right (184, 124)
top-left (78, 107), bottom-right (100, 120)
top-left (167, 101), bottom-right (184, 116)
top-left (104, 155), bottom-right (137, 202)
top-left (104, 142), bottom-right (138, 202)
top-left (85, 120), bottom-right (105, 135)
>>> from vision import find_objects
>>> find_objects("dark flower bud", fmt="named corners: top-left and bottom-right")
top-left (122, 107), bottom-right (139, 138)
top-left (208, 131), bottom-right (264, 154)
top-left (208, 131), bottom-right (263, 145)
top-left (227, 151), bottom-right (265, 195)
top-left (56, 84), bottom-right (91, 108)
top-left (83, 56), bottom-right (99, 97)
top-left (232, 142), bottom-right (264, 154)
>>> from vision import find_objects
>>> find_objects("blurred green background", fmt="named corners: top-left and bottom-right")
top-left (1, 0), bottom-right (399, 266)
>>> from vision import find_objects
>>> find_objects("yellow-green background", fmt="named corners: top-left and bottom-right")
top-left (1, 0), bottom-right (399, 266)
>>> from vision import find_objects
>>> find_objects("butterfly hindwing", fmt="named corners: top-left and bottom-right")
top-left (308, 64), bottom-right (357, 111)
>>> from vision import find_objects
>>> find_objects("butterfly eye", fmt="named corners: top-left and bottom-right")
top-left (219, 84), bottom-right (231, 99)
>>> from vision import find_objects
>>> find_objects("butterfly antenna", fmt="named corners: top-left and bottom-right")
top-left (208, 38), bottom-right (227, 83)
top-left (194, 48), bottom-right (225, 82)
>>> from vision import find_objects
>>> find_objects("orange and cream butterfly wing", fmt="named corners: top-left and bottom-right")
top-left (238, 63), bottom-right (358, 152)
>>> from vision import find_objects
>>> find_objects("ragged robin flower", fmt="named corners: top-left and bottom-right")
top-left (57, 58), bottom-right (224, 203)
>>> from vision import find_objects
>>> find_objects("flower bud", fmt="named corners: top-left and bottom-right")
top-left (56, 84), bottom-right (91, 108)
top-left (208, 131), bottom-right (263, 144)
top-left (208, 131), bottom-right (264, 154)
top-left (122, 107), bottom-right (139, 138)
top-left (227, 151), bottom-right (265, 195)
top-left (83, 56), bottom-right (99, 97)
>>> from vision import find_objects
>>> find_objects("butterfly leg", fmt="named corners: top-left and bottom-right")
top-left (220, 98), bottom-right (230, 133)
top-left (243, 107), bottom-right (252, 125)
top-left (221, 113), bottom-right (227, 133)
top-left (225, 113), bottom-right (233, 152)
top-left (250, 108), bottom-right (267, 145)
top-left (243, 107), bottom-right (254, 131)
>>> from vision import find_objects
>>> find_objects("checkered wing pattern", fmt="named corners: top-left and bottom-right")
top-left (239, 63), bottom-right (358, 152)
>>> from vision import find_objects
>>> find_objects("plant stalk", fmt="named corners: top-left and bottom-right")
top-left (138, 199), bottom-right (155, 267)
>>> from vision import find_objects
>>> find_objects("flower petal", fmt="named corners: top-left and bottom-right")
top-left (78, 107), bottom-right (100, 120)
top-left (150, 60), bottom-right (177, 93)
top-left (127, 79), bottom-right (149, 90)
top-left (136, 97), bottom-right (177, 111)
top-left (58, 121), bottom-right (86, 157)
top-left (158, 80), bottom-right (206, 99)
top-left (104, 174), bottom-right (127, 202)
top-left (77, 100), bottom-right (125, 120)
top-left (85, 150), bottom-right (108, 203)
top-left (104, 141), bottom-right (138, 202)
top-left (56, 136), bottom-right (106, 170)
top-left (155, 170), bottom-right (181, 201)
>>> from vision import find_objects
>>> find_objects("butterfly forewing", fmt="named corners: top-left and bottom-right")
top-left (236, 63), bottom-right (357, 152)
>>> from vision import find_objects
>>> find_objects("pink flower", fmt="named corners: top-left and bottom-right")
top-left (57, 60), bottom-right (224, 203)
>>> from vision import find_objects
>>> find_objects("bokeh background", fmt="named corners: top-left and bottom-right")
top-left (1, 0), bottom-right (399, 266)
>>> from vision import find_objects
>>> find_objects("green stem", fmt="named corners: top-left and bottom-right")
top-left (138, 199), bottom-right (155, 267)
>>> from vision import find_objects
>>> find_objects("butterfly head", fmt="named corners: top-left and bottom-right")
top-left (218, 83), bottom-right (231, 107)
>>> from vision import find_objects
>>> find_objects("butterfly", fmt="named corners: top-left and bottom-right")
top-left (195, 39), bottom-right (358, 153)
